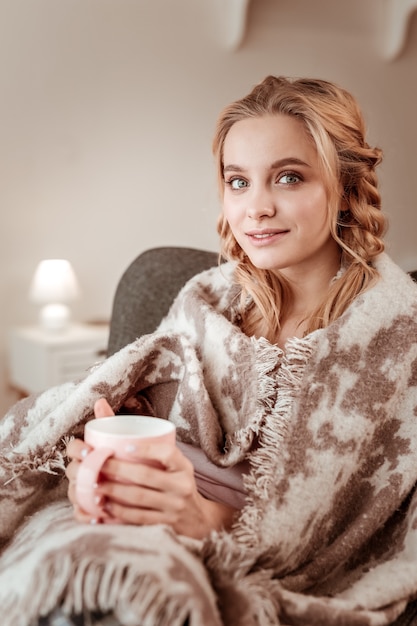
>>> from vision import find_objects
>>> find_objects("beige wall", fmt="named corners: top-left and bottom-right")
top-left (1, 0), bottom-right (417, 414)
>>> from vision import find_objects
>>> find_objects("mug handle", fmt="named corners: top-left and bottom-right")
top-left (75, 447), bottom-right (114, 517)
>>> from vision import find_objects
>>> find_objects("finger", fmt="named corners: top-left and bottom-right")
top-left (100, 480), bottom-right (183, 513)
top-left (103, 500), bottom-right (177, 527)
top-left (122, 442), bottom-right (189, 473)
top-left (72, 499), bottom-right (109, 525)
top-left (66, 437), bottom-right (92, 460)
top-left (66, 459), bottom-right (113, 525)
top-left (65, 458), bottom-right (81, 483)
top-left (94, 398), bottom-right (115, 419)
top-left (65, 467), bottom-right (95, 520)
top-left (100, 458), bottom-right (194, 499)
top-left (73, 503), bottom-right (93, 523)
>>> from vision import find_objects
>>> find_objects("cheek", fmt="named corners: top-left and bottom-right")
top-left (298, 193), bottom-right (329, 230)
top-left (222, 203), bottom-right (246, 246)
top-left (222, 198), bottom-right (240, 225)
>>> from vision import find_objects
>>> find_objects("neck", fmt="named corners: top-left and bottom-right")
top-left (286, 271), bottom-right (341, 318)
top-left (277, 241), bottom-right (342, 313)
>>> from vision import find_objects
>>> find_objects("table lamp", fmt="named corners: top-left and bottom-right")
top-left (29, 259), bottom-right (80, 331)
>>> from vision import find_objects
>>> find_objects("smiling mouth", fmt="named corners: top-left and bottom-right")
top-left (251, 233), bottom-right (277, 239)
top-left (247, 230), bottom-right (289, 239)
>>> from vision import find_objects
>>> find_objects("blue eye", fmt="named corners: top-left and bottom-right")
top-left (227, 178), bottom-right (248, 190)
top-left (278, 172), bottom-right (301, 185)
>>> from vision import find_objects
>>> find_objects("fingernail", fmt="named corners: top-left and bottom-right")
top-left (80, 448), bottom-right (89, 459)
top-left (125, 444), bottom-right (136, 453)
top-left (90, 517), bottom-right (99, 525)
top-left (94, 495), bottom-right (104, 506)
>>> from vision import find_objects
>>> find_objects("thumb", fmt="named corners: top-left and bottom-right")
top-left (94, 398), bottom-right (115, 419)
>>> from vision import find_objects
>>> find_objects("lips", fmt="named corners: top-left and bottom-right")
top-left (245, 228), bottom-right (289, 246)
top-left (250, 232), bottom-right (279, 239)
top-left (246, 229), bottom-right (288, 237)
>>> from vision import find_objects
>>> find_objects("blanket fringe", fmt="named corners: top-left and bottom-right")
top-left (202, 540), bottom-right (281, 626)
top-left (1, 444), bottom-right (67, 486)
top-left (227, 335), bottom-right (316, 554)
top-left (2, 556), bottom-right (196, 626)
top-left (0, 504), bottom-right (222, 626)
top-left (225, 336), bottom-right (282, 455)
top-left (63, 559), bottom-right (193, 626)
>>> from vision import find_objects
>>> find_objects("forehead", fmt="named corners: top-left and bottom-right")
top-left (223, 114), bottom-right (317, 165)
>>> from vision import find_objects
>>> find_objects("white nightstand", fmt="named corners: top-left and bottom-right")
top-left (8, 323), bottom-right (109, 395)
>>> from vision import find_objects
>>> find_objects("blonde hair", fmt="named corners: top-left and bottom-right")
top-left (213, 76), bottom-right (386, 342)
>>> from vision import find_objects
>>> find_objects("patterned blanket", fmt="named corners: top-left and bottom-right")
top-left (1, 253), bottom-right (417, 626)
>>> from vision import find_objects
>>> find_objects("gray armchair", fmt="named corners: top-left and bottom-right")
top-left (107, 246), bottom-right (218, 356)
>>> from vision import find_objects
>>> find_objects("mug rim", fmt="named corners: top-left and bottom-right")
top-left (85, 415), bottom-right (176, 438)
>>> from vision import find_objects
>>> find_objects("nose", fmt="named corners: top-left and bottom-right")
top-left (247, 188), bottom-right (276, 220)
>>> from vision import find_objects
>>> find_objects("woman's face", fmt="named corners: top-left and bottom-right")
top-left (222, 114), bottom-right (340, 280)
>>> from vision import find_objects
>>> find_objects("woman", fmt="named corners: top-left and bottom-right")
top-left (2, 76), bottom-right (417, 626)
top-left (67, 75), bottom-right (386, 533)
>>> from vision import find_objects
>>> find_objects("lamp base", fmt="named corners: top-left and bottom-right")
top-left (39, 303), bottom-right (71, 331)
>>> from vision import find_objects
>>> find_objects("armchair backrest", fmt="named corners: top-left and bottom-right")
top-left (107, 246), bottom-right (218, 356)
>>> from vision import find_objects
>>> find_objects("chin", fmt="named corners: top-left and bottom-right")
top-left (246, 252), bottom-right (284, 272)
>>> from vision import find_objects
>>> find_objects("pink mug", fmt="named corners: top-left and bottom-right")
top-left (75, 415), bottom-right (176, 517)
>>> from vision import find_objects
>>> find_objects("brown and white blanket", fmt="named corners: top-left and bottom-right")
top-left (1, 253), bottom-right (417, 626)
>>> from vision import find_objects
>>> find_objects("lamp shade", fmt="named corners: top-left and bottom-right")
top-left (29, 259), bottom-right (80, 304)
top-left (29, 259), bottom-right (80, 331)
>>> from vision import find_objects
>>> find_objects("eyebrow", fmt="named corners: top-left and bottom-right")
top-left (223, 157), bottom-right (311, 173)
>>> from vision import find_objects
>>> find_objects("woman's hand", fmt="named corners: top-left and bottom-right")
top-left (95, 441), bottom-right (237, 538)
top-left (66, 398), bottom-right (115, 523)
top-left (66, 399), bottom-right (237, 538)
